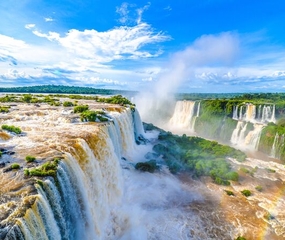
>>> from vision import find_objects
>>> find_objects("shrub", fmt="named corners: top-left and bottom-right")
top-left (24, 168), bottom-right (30, 176)
top-left (1, 125), bottom-right (22, 134)
top-left (11, 163), bottom-right (20, 169)
top-left (80, 110), bottom-right (109, 122)
top-left (236, 237), bottom-right (247, 240)
top-left (22, 94), bottom-right (32, 103)
top-left (25, 158), bottom-right (61, 177)
top-left (224, 190), bottom-right (235, 196)
top-left (0, 106), bottom-right (10, 113)
top-left (63, 101), bottom-right (74, 107)
top-left (241, 189), bottom-right (252, 197)
top-left (240, 167), bottom-right (250, 174)
top-left (80, 110), bottom-right (97, 122)
top-left (225, 171), bottom-right (239, 181)
top-left (266, 168), bottom-right (276, 173)
top-left (255, 185), bottom-right (263, 192)
top-left (25, 155), bottom-right (36, 163)
top-left (135, 160), bottom-right (158, 173)
top-left (74, 105), bottom-right (89, 113)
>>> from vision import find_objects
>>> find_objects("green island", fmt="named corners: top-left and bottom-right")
top-left (145, 124), bottom-right (245, 185)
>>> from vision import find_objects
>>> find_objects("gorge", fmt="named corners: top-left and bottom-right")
top-left (1, 92), bottom-right (285, 240)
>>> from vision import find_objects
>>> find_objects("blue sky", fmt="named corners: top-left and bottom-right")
top-left (1, 0), bottom-right (285, 93)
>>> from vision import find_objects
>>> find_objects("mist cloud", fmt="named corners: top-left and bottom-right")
top-left (135, 32), bottom-right (240, 123)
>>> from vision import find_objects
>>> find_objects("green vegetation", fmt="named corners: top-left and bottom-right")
top-left (0, 85), bottom-right (136, 97)
top-left (0, 106), bottom-right (10, 113)
top-left (22, 94), bottom-right (32, 103)
top-left (255, 185), bottom-right (263, 192)
top-left (97, 95), bottom-right (134, 107)
top-left (24, 158), bottom-right (61, 177)
top-left (266, 168), bottom-right (276, 173)
top-left (224, 190), bottom-right (235, 196)
top-left (135, 160), bottom-right (158, 173)
top-left (74, 104), bottom-right (89, 113)
top-left (1, 125), bottom-right (22, 134)
top-left (151, 129), bottom-right (245, 184)
top-left (0, 95), bottom-right (16, 102)
top-left (11, 163), bottom-right (20, 169)
top-left (80, 110), bottom-right (108, 122)
top-left (239, 167), bottom-right (251, 174)
top-left (241, 189), bottom-right (252, 197)
top-left (63, 101), bottom-right (74, 107)
top-left (259, 122), bottom-right (285, 160)
top-left (25, 155), bottom-right (36, 163)
top-left (236, 237), bottom-right (247, 240)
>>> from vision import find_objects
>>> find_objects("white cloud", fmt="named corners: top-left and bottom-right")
top-left (44, 17), bottom-right (54, 22)
top-left (142, 77), bottom-right (152, 82)
top-left (27, 23), bottom-right (169, 63)
top-left (116, 2), bottom-right (130, 24)
top-left (0, 34), bottom-right (28, 54)
top-left (164, 6), bottom-right (172, 11)
top-left (0, 69), bottom-right (28, 79)
top-left (136, 2), bottom-right (151, 24)
top-left (25, 23), bottom-right (36, 30)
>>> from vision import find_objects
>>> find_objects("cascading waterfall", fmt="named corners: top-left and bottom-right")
top-left (233, 106), bottom-right (238, 120)
top-left (271, 133), bottom-right (279, 158)
top-left (230, 121), bottom-right (248, 145)
top-left (270, 105), bottom-right (276, 123)
top-left (5, 108), bottom-right (144, 240)
top-left (168, 101), bottom-right (197, 131)
top-left (245, 104), bottom-right (256, 122)
top-left (132, 109), bottom-right (146, 143)
top-left (233, 104), bottom-right (276, 124)
top-left (244, 124), bottom-right (264, 150)
top-left (231, 121), bottom-right (264, 150)
top-left (239, 106), bottom-right (244, 120)
top-left (196, 101), bottom-right (200, 117)
top-left (271, 133), bottom-right (285, 159)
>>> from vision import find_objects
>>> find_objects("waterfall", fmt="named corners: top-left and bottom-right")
top-left (270, 105), bottom-right (276, 123)
top-left (17, 130), bottom-right (124, 240)
top-left (6, 108), bottom-right (143, 240)
top-left (244, 124), bottom-right (264, 150)
top-left (196, 102), bottom-right (201, 117)
top-left (233, 106), bottom-right (238, 120)
top-left (231, 121), bottom-right (264, 150)
top-left (257, 105), bottom-right (262, 121)
top-left (168, 101), bottom-right (196, 131)
top-left (271, 133), bottom-right (285, 159)
top-left (234, 104), bottom-right (276, 124)
top-left (239, 106), bottom-right (243, 120)
top-left (108, 109), bottom-right (137, 156)
top-left (132, 109), bottom-right (146, 143)
top-left (271, 133), bottom-right (279, 158)
top-left (231, 121), bottom-right (247, 145)
top-left (245, 104), bottom-right (256, 122)
top-left (261, 105), bottom-right (276, 123)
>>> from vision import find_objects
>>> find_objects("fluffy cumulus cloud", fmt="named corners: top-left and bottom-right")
top-left (0, 19), bottom-right (170, 87)
top-left (27, 23), bottom-right (169, 63)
